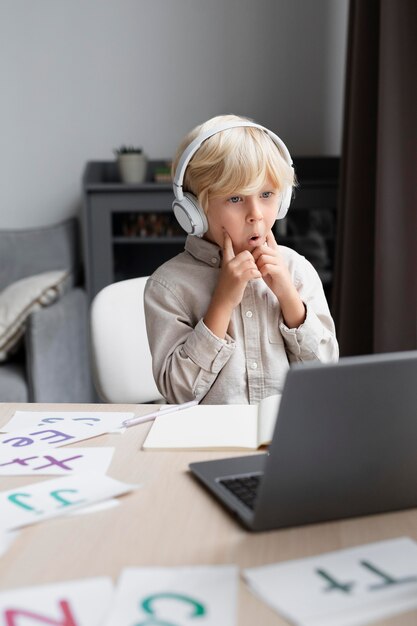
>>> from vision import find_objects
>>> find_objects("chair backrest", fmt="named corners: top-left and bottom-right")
top-left (90, 276), bottom-right (163, 404)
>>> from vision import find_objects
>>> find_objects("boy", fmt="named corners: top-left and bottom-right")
top-left (144, 115), bottom-right (338, 404)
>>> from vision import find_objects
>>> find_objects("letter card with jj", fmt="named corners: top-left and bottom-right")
top-left (0, 472), bottom-right (137, 532)
top-left (0, 531), bottom-right (18, 558)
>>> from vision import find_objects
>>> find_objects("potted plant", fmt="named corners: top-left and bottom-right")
top-left (114, 145), bottom-right (147, 184)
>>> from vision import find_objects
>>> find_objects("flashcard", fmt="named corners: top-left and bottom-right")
top-left (0, 472), bottom-right (137, 532)
top-left (104, 565), bottom-right (238, 626)
top-left (0, 446), bottom-right (114, 476)
top-left (243, 537), bottom-right (417, 626)
top-left (1, 410), bottom-right (134, 433)
top-left (0, 577), bottom-right (114, 625)
top-left (68, 498), bottom-right (119, 516)
top-left (0, 530), bottom-right (18, 558)
top-left (0, 423), bottom-right (110, 451)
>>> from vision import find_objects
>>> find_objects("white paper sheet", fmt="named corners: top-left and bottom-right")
top-left (0, 446), bottom-right (115, 476)
top-left (104, 565), bottom-right (238, 626)
top-left (0, 577), bottom-right (114, 626)
top-left (0, 530), bottom-right (18, 558)
top-left (1, 410), bottom-right (134, 433)
top-left (0, 422), bottom-right (110, 451)
top-left (68, 498), bottom-right (120, 516)
top-left (243, 537), bottom-right (417, 626)
top-left (0, 471), bottom-right (137, 532)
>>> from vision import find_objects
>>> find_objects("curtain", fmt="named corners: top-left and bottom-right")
top-left (332, 0), bottom-right (417, 356)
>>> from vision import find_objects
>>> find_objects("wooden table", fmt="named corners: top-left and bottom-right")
top-left (1, 403), bottom-right (417, 625)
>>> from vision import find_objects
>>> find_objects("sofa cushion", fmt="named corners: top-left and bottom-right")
top-left (0, 362), bottom-right (28, 401)
top-left (0, 270), bottom-right (70, 361)
top-left (0, 218), bottom-right (79, 292)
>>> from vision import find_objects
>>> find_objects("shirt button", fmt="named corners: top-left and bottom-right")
top-left (245, 310), bottom-right (253, 318)
top-left (211, 257), bottom-right (217, 265)
top-left (250, 361), bottom-right (258, 370)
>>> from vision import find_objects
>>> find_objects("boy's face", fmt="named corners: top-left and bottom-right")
top-left (204, 178), bottom-right (280, 255)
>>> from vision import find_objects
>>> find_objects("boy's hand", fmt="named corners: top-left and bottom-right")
top-left (215, 231), bottom-right (262, 311)
top-left (203, 231), bottom-right (261, 339)
top-left (252, 230), bottom-right (306, 328)
top-left (251, 230), bottom-right (293, 297)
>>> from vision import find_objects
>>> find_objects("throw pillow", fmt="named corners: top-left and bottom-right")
top-left (0, 270), bottom-right (71, 361)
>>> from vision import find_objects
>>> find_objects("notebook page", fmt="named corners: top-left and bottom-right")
top-left (142, 404), bottom-right (259, 450)
top-left (256, 394), bottom-right (281, 446)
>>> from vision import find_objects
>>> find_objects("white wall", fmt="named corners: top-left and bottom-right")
top-left (0, 0), bottom-right (348, 229)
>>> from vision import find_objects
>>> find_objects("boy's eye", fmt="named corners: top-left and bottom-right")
top-left (261, 191), bottom-right (273, 199)
top-left (228, 196), bottom-right (242, 204)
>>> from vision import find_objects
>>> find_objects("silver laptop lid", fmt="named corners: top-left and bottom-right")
top-left (252, 350), bottom-right (417, 530)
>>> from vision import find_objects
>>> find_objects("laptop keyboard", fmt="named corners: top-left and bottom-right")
top-left (219, 473), bottom-right (263, 510)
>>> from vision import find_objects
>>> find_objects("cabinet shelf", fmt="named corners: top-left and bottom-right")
top-left (82, 158), bottom-right (339, 304)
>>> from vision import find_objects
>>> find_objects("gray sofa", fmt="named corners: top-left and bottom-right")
top-left (0, 218), bottom-right (95, 402)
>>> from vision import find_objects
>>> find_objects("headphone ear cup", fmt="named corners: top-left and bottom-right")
top-left (172, 192), bottom-right (208, 237)
top-left (276, 184), bottom-right (292, 220)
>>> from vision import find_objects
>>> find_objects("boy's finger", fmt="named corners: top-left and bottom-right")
top-left (222, 230), bottom-right (235, 261)
top-left (265, 229), bottom-right (279, 249)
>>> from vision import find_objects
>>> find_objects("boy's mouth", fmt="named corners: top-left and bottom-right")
top-left (248, 234), bottom-right (262, 246)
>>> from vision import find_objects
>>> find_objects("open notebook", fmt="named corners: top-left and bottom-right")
top-left (142, 395), bottom-right (280, 451)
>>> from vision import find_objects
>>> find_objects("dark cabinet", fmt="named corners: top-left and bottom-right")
top-left (275, 157), bottom-right (339, 305)
top-left (82, 161), bottom-right (183, 301)
top-left (82, 158), bottom-right (339, 304)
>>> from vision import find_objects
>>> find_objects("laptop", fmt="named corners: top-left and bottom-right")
top-left (189, 350), bottom-right (417, 532)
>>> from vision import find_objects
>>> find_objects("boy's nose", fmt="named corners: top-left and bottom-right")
top-left (246, 200), bottom-right (263, 222)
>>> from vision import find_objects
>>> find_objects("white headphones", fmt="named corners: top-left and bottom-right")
top-left (172, 120), bottom-right (294, 237)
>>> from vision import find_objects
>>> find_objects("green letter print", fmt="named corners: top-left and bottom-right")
top-left (134, 592), bottom-right (206, 625)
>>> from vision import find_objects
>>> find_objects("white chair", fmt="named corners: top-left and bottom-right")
top-left (90, 276), bottom-right (163, 404)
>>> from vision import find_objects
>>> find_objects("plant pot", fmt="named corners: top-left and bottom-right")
top-left (117, 153), bottom-right (147, 184)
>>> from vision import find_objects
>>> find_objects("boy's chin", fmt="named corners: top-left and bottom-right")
top-left (247, 238), bottom-right (266, 251)
top-left (235, 239), bottom-right (263, 252)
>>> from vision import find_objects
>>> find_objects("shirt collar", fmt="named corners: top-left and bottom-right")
top-left (185, 235), bottom-right (222, 268)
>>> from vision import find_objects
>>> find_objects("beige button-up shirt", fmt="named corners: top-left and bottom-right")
top-left (144, 236), bottom-right (338, 405)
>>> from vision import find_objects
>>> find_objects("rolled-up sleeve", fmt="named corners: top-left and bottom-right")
top-left (144, 277), bottom-right (235, 403)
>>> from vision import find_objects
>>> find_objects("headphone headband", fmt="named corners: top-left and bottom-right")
top-left (173, 121), bottom-right (293, 202)
top-left (172, 120), bottom-right (294, 237)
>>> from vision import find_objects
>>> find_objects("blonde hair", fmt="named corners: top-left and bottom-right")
top-left (172, 114), bottom-right (295, 212)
